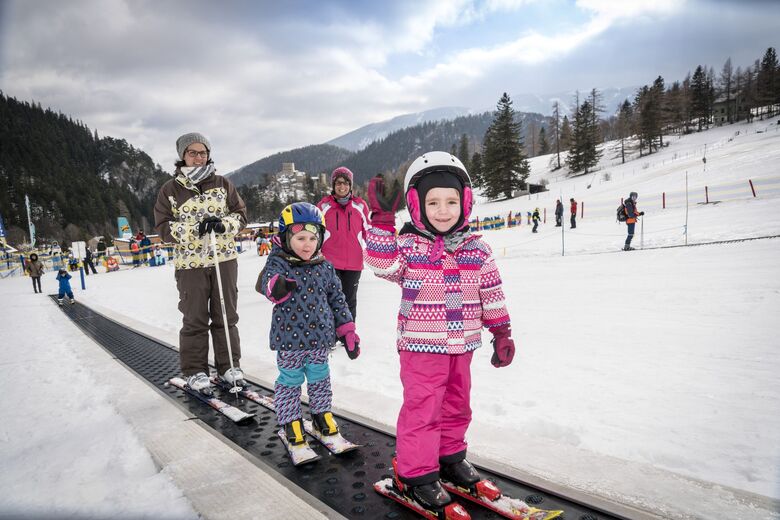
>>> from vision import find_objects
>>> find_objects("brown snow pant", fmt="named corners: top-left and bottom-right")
top-left (175, 259), bottom-right (241, 377)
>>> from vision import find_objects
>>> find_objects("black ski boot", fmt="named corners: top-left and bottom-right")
top-left (440, 459), bottom-right (481, 489)
top-left (406, 481), bottom-right (452, 509)
top-left (311, 411), bottom-right (339, 436)
top-left (283, 419), bottom-right (306, 446)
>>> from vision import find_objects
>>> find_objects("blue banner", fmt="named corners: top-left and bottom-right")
top-left (117, 216), bottom-right (132, 239)
top-left (0, 213), bottom-right (6, 239)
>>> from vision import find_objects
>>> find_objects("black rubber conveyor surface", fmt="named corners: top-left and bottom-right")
top-left (55, 298), bottom-right (626, 520)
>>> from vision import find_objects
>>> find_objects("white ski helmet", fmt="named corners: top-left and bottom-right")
top-left (404, 151), bottom-right (473, 232)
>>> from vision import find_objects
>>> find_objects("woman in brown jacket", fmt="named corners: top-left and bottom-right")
top-left (154, 132), bottom-right (248, 395)
top-left (27, 253), bottom-right (45, 293)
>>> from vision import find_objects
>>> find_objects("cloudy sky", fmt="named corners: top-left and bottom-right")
top-left (1, 0), bottom-right (777, 173)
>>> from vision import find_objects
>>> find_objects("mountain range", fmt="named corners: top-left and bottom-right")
top-left (226, 86), bottom-right (638, 188)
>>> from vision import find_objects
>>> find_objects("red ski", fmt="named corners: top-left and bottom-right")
top-left (441, 479), bottom-right (563, 520)
top-left (374, 478), bottom-right (471, 520)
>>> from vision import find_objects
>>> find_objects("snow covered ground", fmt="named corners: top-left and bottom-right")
top-left (2, 116), bottom-right (780, 519)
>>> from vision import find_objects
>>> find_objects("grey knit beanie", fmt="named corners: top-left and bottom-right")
top-left (176, 132), bottom-right (211, 160)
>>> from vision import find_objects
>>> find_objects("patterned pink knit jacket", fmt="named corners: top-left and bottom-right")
top-left (364, 226), bottom-right (511, 355)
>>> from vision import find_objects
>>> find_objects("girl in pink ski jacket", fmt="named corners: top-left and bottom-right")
top-left (363, 151), bottom-right (515, 507)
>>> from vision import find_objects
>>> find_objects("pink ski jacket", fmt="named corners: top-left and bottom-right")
top-left (363, 226), bottom-right (511, 355)
top-left (317, 195), bottom-right (369, 271)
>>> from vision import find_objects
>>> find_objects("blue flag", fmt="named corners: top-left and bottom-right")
top-left (117, 216), bottom-right (132, 239)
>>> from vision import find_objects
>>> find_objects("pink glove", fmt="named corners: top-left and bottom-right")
top-left (490, 325), bottom-right (515, 368)
top-left (368, 175), bottom-right (401, 232)
top-left (336, 322), bottom-right (361, 360)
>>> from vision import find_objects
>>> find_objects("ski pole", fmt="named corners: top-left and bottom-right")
top-left (209, 230), bottom-right (240, 395)
top-left (640, 217), bottom-right (644, 250)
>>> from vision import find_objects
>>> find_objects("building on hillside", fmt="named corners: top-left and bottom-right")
top-left (276, 163), bottom-right (329, 193)
top-left (712, 92), bottom-right (750, 125)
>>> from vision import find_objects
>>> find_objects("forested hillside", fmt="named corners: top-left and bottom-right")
top-left (0, 92), bottom-right (170, 245)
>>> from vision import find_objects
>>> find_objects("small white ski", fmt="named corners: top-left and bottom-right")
top-left (168, 377), bottom-right (255, 425)
top-left (277, 429), bottom-right (321, 466)
top-left (211, 378), bottom-right (360, 454)
top-left (302, 419), bottom-right (361, 454)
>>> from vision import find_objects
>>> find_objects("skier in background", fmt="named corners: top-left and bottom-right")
top-left (155, 132), bottom-right (247, 396)
top-left (129, 239), bottom-right (141, 268)
top-left (257, 202), bottom-right (359, 447)
top-left (532, 207), bottom-right (540, 233)
top-left (26, 252), bottom-right (45, 293)
top-left (570, 198), bottom-right (577, 229)
top-left (555, 199), bottom-right (563, 227)
top-left (364, 151), bottom-right (515, 511)
top-left (83, 246), bottom-right (98, 275)
top-left (56, 268), bottom-right (75, 305)
top-left (623, 191), bottom-right (645, 251)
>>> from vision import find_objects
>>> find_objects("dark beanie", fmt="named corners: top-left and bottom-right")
top-left (414, 171), bottom-right (465, 235)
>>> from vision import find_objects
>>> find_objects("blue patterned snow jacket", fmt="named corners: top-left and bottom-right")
top-left (257, 245), bottom-right (353, 351)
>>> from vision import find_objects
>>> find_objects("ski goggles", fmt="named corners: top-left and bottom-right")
top-left (288, 223), bottom-right (320, 235)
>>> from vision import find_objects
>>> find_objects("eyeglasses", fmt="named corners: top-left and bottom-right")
top-left (334, 180), bottom-right (351, 186)
top-left (185, 150), bottom-right (209, 158)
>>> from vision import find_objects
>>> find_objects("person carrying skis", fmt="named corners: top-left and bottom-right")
top-left (154, 132), bottom-right (248, 395)
top-left (316, 167), bottom-right (371, 322)
top-left (257, 202), bottom-right (359, 447)
top-left (570, 198), bottom-right (577, 228)
top-left (623, 191), bottom-right (645, 251)
top-left (56, 268), bottom-right (75, 304)
top-left (532, 207), bottom-right (541, 233)
top-left (364, 151), bottom-right (515, 511)
top-left (26, 252), bottom-right (45, 293)
top-left (555, 199), bottom-right (563, 227)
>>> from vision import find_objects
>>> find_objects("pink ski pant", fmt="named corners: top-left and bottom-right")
top-left (396, 350), bottom-right (473, 482)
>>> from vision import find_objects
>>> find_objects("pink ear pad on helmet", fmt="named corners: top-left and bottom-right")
top-left (406, 188), bottom-right (424, 229)
top-left (462, 186), bottom-right (473, 221)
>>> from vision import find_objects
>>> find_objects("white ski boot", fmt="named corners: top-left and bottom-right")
top-left (220, 367), bottom-right (246, 387)
top-left (186, 372), bottom-right (213, 396)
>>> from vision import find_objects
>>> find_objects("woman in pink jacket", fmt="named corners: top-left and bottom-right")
top-left (364, 151), bottom-right (515, 512)
top-left (317, 167), bottom-right (370, 321)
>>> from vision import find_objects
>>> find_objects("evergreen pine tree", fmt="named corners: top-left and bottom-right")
top-left (481, 93), bottom-right (529, 199)
top-left (617, 99), bottom-right (633, 164)
top-left (720, 57), bottom-right (734, 124)
top-left (457, 134), bottom-right (470, 171)
top-left (691, 65), bottom-right (709, 130)
top-left (538, 126), bottom-right (550, 155)
top-left (560, 115), bottom-right (572, 151)
top-left (469, 151), bottom-right (483, 189)
top-left (566, 99), bottom-right (602, 174)
top-left (757, 47), bottom-right (779, 118)
top-left (551, 101), bottom-right (563, 169)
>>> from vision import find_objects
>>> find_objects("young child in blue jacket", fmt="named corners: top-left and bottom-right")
top-left (256, 202), bottom-right (360, 446)
top-left (56, 269), bottom-right (75, 305)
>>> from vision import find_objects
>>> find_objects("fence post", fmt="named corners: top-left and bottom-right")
top-left (749, 179), bottom-right (757, 197)
top-left (705, 186), bottom-right (709, 204)
top-left (663, 192), bottom-right (666, 209)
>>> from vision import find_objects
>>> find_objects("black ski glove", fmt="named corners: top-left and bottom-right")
top-left (198, 216), bottom-right (226, 237)
top-left (271, 276), bottom-right (297, 300)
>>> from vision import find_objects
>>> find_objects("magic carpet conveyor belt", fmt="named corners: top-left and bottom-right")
top-left (54, 297), bottom-right (636, 520)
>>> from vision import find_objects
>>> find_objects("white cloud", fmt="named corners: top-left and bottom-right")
top-left (0, 0), bottom-right (763, 175)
